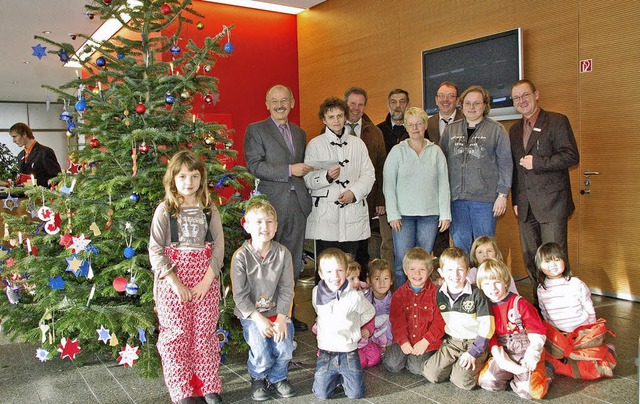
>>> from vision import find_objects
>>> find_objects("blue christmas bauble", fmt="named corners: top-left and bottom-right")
top-left (124, 246), bottom-right (135, 259)
top-left (125, 282), bottom-right (139, 296)
top-left (129, 192), bottom-right (140, 202)
top-left (117, 53), bottom-right (125, 60)
top-left (75, 97), bottom-right (87, 112)
top-left (67, 122), bottom-right (77, 132)
top-left (223, 42), bottom-right (234, 53)
top-left (60, 111), bottom-right (72, 122)
top-left (165, 94), bottom-right (175, 104)
top-left (96, 56), bottom-right (106, 67)
top-left (170, 45), bottom-right (181, 56)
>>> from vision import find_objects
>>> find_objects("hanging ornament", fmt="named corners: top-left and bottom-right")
top-left (160, 3), bottom-right (172, 15)
top-left (31, 44), bottom-right (47, 59)
top-left (83, 45), bottom-right (92, 54)
top-left (170, 45), bottom-right (181, 56)
top-left (58, 49), bottom-right (70, 63)
top-left (96, 56), bottom-right (106, 67)
top-left (96, 325), bottom-right (110, 344)
top-left (75, 97), bottom-right (87, 112)
top-left (251, 178), bottom-right (262, 197)
top-left (135, 102), bottom-right (146, 114)
top-left (113, 277), bottom-right (128, 293)
top-left (89, 137), bottom-right (100, 148)
top-left (125, 281), bottom-right (138, 296)
top-left (138, 142), bottom-right (150, 154)
top-left (57, 337), bottom-right (81, 360)
top-left (67, 121), bottom-right (77, 133)
top-left (181, 90), bottom-right (190, 99)
top-left (204, 93), bottom-right (214, 104)
top-left (117, 344), bottom-right (140, 367)
top-left (165, 93), bottom-right (175, 104)
top-left (223, 25), bottom-right (234, 53)
top-left (129, 192), bottom-right (139, 202)
top-left (124, 246), bottom-right (135, 258)
top-left (2, 192), bottom-right (19, 212)
top-left (104, 0), bottom-right (112, 4)
top-left (124, 222), bottom-right (135, 257)
top-left (5, 284), bottom-right (20, 304)
top-left (196, 21), bottom-right (204, 30)
top-left (60, 110), bottom-right (72, 122)
top-left (203, 64), bottom-right (212, 73)
top-left (204, 134), bottom-right (215, 146)
top-left (138, 327), bottom-right (147, 345)
top-left (117, 52), bottom-right (125, 60)
top-left (123, 109), bottom-right (130, 127)
top-left (35, 347), bottom-right (50, 362)
top-left (216, 328), bottom-right (230, 349)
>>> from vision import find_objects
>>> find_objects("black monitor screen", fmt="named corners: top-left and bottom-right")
top-left (422, 29), bottom-right (522, 116)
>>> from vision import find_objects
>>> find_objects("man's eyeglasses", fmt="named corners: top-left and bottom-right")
top-left (512, 92), bottom-right (532, 103)
top-left (437, 93), bottom-right (457, 100)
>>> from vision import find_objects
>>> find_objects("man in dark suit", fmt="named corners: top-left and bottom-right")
top-left (426, 82), bottom-right (463, 258)
top-left (510, 79), bottom-right (580, 302)
top-left (10, 122), bottom-right (61, 187)
top-left (244, 84), bottom-right (313, 330)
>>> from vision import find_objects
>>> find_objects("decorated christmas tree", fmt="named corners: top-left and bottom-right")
top-left (0, 0), bottom-right (252, 377)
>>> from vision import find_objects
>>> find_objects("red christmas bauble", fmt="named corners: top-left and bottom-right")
top-left (104, 0), bottom-right (112, 4)
top-left (204, 94), bottom-right (214, 104)
top-left (135, 102), bottom-right (146, 114)
top-left (138, 142), bottom-right (150, 154)
top-left (113, 277), bottom-right (128, 293)
top-left (89, 137), bottom-right (100, 148)
top-left (160, 4), bottom-right (171, 15)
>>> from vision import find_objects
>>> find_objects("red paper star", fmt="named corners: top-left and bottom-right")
top-left (59, 233), bottom-right (73, 248)
top-left (31, 245), bottom-right (39, 256)
top-left (58, 338), bottom-right (81, 360)
top-left (66, 159), bottom-right (81, 174)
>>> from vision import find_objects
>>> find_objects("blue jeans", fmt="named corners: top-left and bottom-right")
top-left (240, 317), bottom-right (295, 384)
top-left (313, 350), bottom-right (364, 399)
top-left (391, 215), bottom-right (439, 287)
top-left (450, 200), bottom-right (496, 257)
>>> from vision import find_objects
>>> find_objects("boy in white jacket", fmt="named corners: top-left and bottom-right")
top-left (312, 248), bottom-right (375, 399)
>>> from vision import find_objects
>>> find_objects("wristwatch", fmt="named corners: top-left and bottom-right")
top-left (498, 193), bottom-right (507, 198)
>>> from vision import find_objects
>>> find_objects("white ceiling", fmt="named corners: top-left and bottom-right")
top-left (0, 0), bottom-right (324, 103)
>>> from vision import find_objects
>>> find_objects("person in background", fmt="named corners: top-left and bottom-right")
top-left (383, 107), bottom-right (450, 286)
top-left (244, 84), bottom-right (313, 331)
top-left (439, 86), bottom-right (512, 257)
top-left (510, 80), bottom-right (580, 303)
top-left (376, 89), bottom-right (410, 270)
top-left (344, 87), bottom-right (387, 280)
top-left (9, 122), bottom-right (61, 187)
top-left (468, 236), bottom-right (518, 294)
top-left (304, 97), bottom-right (375, 278)
top-left (426, 82), bottom-right (463, 258)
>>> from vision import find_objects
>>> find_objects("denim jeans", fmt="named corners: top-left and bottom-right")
top-left (450, 200), bottom-right (496, 257)
top-left (391, 215), bottom-right (439, 287)
top-left (240, 317), bottom-right (295, 384)
top-left (313, 349), bottom-right (364, 399)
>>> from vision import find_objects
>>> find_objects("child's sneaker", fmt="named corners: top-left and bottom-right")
top-left (250, 378), bottom-right (271, 401)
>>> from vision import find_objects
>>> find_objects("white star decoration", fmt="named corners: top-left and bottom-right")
top-left (117, 344), bottom-right (140, 367)
top-left (35, 348), bottom-right (49, 362)
top-left (69, 234), bottom-right (91, 253)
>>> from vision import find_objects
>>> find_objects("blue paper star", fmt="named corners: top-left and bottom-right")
top-left (138, 327), bottom-right (146, 345)
top-left (96, 325), bottom-right (111, 344)
top-left (0, 245), bottom-right (10, 260)
top-left (65, 254), bottom-right (85, 276)
top-left (2, 195), bottom-right (19, 212)
top-left (76, 260), bottom-right (90, 277)
top-left (58, 49), bottom-right (70, 63)
top-left (48, 276), bottom-right (66, 290)
top-left (32, 44), bottom-right (47, 59)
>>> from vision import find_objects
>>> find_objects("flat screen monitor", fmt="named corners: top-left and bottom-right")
top-left (422, 28), bottom-right (523, 121)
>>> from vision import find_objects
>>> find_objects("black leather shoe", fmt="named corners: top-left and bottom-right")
top-left (291, 316), bottom-right (308, 331)
top-left (177, 398), bottom-right (196, 404)
top-left (204, 393), bottom-right (223, 404)
top-left (270, 379), bottom-right (296, 398)
top-left (250, 378), bottom-right (271, 401)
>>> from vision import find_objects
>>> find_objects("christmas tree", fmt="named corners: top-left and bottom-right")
top-left (0, 0), bottom-right (252, 378)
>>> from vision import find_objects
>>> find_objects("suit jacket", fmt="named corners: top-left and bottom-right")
top-left (17, 142), bottom-right (61, 186)
top-left (509, 108), bottom-right (579, 223)
top-left (244, 117), bottom-right (312, 217)
top-left (360, 114), bottom-right (387, 218)
top-left (426, 110), bottom-right (463, 145)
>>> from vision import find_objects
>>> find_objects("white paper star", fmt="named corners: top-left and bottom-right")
top-left (36, 347), bottom-right (49, 362)
top-left (69, 234), bottom-right (91, 253)
top-left (117, 344), bottom-right (140, 367)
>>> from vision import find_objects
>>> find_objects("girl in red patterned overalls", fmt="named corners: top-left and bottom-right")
top-left (149, 150), bottom-right (225, 404)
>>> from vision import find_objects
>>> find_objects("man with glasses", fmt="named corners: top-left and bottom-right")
top-left (427, 82), bottom-right (463, 258)
top-left (427, 82), bottom-right (464, 145)
top-left (509, 79), bottom-right (579, 305)
top-left (244, 84), bottom-right (313, 331)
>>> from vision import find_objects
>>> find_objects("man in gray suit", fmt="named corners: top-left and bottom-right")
top-left (244, 84), bottom-right (313, 331)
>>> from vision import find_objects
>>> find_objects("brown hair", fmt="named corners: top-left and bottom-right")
top-left (402, 247), bottom-right (434, 277)
top-left (367, 258), bottom-right (393, 284)
top-left (9, 122), bottom-right (34, 139)
top-left (244, 199), bottom-right (277, 222)
top-left (318, 97), bottom-right (348, 121)
top-left (163, 150), bottom-right (211, 213)
top-left (459, 85), bottom-right (491, 117)
top-left (344, 86), bottom-right (368, 104)
top-left (388, 88), bottom-right (409, 103)
top-left (511, 79), bottom-right (537, 93)
top-left (439, 247), bottom-right (469, 270)
top-left (470, 236), bottom-right (504, 268)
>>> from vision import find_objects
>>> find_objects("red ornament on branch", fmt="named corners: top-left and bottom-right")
top-left (135, 102), bottom-right (146, 114)
top-left (160, 4), bottom-right (171, 15)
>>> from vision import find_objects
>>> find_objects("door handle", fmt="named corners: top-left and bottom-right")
top-left (584, 170), bottom-right (600, 176)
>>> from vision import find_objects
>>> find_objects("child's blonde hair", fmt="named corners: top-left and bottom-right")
top-left (163, 150), bottom-right (210, 213)
top-left (346, 260), bottom-right (361, 278)
top-left (476, 258), bottom-right (512, 287)
top-left (402, 247), bottom-right (434, 277)
top-left (244, 199), bottom-right (278, 222)
top-left (317, 248), bottom-right (348, 275)
top-left (439, 247), bottom-right (469, 269)
top-left (535, 242), bottom-right (572, 287)
top-left (470, 236), bottom-right (504, 268)
top-left (367, 258), bottom-right (393, 284)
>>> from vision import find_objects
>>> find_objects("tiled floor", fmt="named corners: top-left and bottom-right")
top-left (1, 278), bottom-right (638, 403)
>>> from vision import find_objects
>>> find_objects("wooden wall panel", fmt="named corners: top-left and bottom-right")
top-left (298, 0), bottom-right (580, 277)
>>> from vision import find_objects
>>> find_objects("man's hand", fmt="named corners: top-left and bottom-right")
top-left (291, 163), bottom-right (313, 177)
top-left (513, 205), bottom-right (518, 217)
top-left (519, 155), bottom-right (533, 170)
top-left (375, 206), bottom-right (386, 216)
top-left (438, 219), bottom-right (450, 232)
top-left (493, 195), bottom-right (507, 217)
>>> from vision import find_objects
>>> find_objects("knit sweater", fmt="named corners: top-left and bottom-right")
top-left (537, 277), bottom-right (597, 333)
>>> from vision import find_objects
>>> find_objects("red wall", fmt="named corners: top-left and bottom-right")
top-left (171, 1), bottom-right (300, 167)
